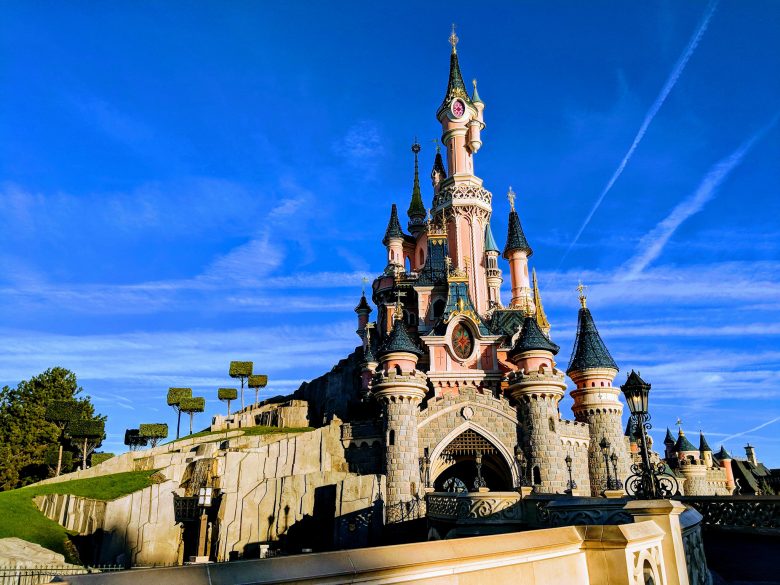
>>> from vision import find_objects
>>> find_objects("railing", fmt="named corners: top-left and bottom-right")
top-left (680, 495), bottom-right (780, 532)
top-left (426, 492), bottom-right (523, 524)
top-left (385, 497), bottom-right (426, 524)
top-left (0, 564), bottom-right (123, 585)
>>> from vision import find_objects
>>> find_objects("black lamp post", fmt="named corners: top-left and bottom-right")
top-left (599, 437), bottom-right (619, 491)
top-left (515, 444), bottom-right (530, 488)
top-left (474, 450), bottom-right (487, 490)
top-left (621, 371), bottom-right (679, 499)
top-left (610, 452), bottom-right (623, 490)
top-left (565, 454), bottom-right (577, 492)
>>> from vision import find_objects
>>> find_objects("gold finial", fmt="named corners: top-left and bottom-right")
top-left (449, 23), bottom-right (459, 53)
top-left (432, 138), bottom-right (441, 154)
top-left (532, 268), bottom-right (551, 332)
top-left (576, 280), bottom-right (588, 308)
top-left (361, 276), bottom-right (369, 295)
top-left (507, 186), bottom-right (516, 211)
top-left (676, 418), bottom-right (683, 433)
top-left (444, 256), bottom-right (452, 272)
top-left (464, 256), bottom-right (471, 271)
top-left (393, 289), bottom-right (406, 322)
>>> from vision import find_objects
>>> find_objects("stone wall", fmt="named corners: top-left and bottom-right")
top-left (211, 399), bottom-right (309, 432)
top-left (294, 349), bottom-right (363, 425)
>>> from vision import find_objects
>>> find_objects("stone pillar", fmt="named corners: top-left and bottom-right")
top-left (373, 371), bottom-right (427, 509)
top-left (624, 500), bottom-right (690, 585)
top-left (508, 369), bottom-right (567, 493)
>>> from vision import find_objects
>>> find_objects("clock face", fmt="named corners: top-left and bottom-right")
top-left (452, 323), bottom-right (474, 359)
top-left (451, 99), bottom-right (465, 118)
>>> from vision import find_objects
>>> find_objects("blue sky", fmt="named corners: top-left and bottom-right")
top-left (1, 1), bottom-right (779, 464)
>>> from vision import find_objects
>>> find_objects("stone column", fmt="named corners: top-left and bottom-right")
top-left (373, 371), bottom-right (427, 511)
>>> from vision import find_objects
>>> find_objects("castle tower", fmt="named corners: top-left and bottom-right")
top-left (699, 432), bottom-right (713, 468)
top-left (502, 189), bottom-right (534, 312)
top-left (433, 27), bottom-right (492, 314)
top-left (675, 428), bottom-right (698, 461)
top-left (483, 222), bottom-right (502, 307)
top-left (354, 292), bottom-right (372, 340)
top-left (507, 316), bottom-right (571, 493)
top-left (371, 309), bottom-right (428, 512)
top-left (383, 204), bottom-right (405, 274)
top-left (715, 445), bottom-right (736, 494)
top-left (663, 428), bottom-right (676, 461)
top-left (568, 287), bottom-right (630, 495)
top-left (407, 141), bottom-right (427, 237)
top-left (359, 324), bottom-right (378, 399)
top-left (745, 443), bottom-right (758, 466)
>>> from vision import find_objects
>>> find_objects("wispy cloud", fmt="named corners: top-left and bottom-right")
top-left (621, 117), bottom-right (779, 279)
top-left (560, 0), bottom-right (719, 264)
top-left (334, 120), bottom-right (385, 172)
top-left (720, 416), bottom-right (780, 444)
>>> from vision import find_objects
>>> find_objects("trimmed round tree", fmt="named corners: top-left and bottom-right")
top-left (139, 423), bottom-right (169, 448)
top-left (68, 419), bottom-right (105, 470)
top-left (218, 388), bottom-right (238, 417)
top-left (44, 444), bottom-right (73, 474)
top-left (44, 400), bottom-right (82, 476)
top-left (167, 387), bottom-right (192, 439)
top-left (247, 374), bottom-right (268, 408)
top-left (179, 396), bottom-right (206, 435)
top-left (124, 428), bottom-right (148, 451)
top-left (229, 361), bottom-right (253, 411)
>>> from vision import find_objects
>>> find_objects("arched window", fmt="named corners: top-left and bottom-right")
top-left (533, 466), bottom-right (542, 485)
top-left (418, 249), bottom-right (425, 267)
top-left (548, 417), bottom-right (556, 432)
top-left (405, 256), bottom-right (411, 272)
top-left (432, 299), bottom-right (445, 320)
top-left (389, 429), bottom-right (395, 446)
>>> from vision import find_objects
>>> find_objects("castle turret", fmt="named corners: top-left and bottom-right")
top-left (359, 324), bottom-right (378, 398)
top-left (430, 143), bottom-right (446, 195)
top-left (568, 288), bottom-right (629, 495)
top-left (745, 443), bottom-right (758, 466)
top-left (468, 79), bottom-right (484, 153)
top-left (675, 428), bottom-right (698, 461)
top-left (371, 310), bottom-right (427, 512)
top-left (664, 427), bottom-right (676, 461)
top-left (383, 204), bottom-right (405, 273)
top-left (507, 316), bottom-right (574, 493)
top-left (715, 445), bottom-right (736, 494)
top-left (699, 432), bottom-right (713, 467)
top-left (484, 222), bottom-right (502, 307)
top-left (675, 428), bottom-right (706, 495)
top-left (407, 141), bottom-right (426, 236)
top-left (503, 188), bottom-right (534, 312)
top-left (354, 292), bottom-right (372, 340)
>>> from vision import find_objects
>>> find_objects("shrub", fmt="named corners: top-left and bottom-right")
top-left (218, 388), bottom-right (238, 401)
top-left (229, 362), bottom-right (253, 378)
top-left (91, 452), bottom-right (114, 466)
top-left (139, 423), bottom-right (168, 447)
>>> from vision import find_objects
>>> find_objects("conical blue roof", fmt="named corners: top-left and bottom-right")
top-left (675, 430), bottom-right (697, 453)
top-left (715, 445), bottom-right (732, 460)
top-left (502, 210), bottom-right (533, 259)
top-left (407, 143), bottom-right (426, 219)
top-left (484, 223), bottom-right (499, 253)
top-left (379, 318), bottom-right (423, 358)
top-left (508, 316), bottom-right (559, 359)
top-left (438, 45), bottom-right (471, 115)
top-left (699, 432), bottom-right (712, 453)
top-left (382, 204), bottom-right (404, 245)
top-left (566, 307), bottom-right (618, 374)
top-left (664, 428), bottom-right (675, 445)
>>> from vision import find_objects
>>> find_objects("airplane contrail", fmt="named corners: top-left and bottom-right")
top-left (720, 416), bottom-right (780, 445)
top-left (559, 0), bottom-right (719, 266)
top-left (620, 116), bottom-right (779, 279)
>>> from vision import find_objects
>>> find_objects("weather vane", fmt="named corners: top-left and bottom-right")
top-left (449, 23), bottom-right (459, 53)
top-left (507, 186), bottom-right (516, 211)
top-left (576, 280), bottom-right (588, 308)
top-left (676, 418), bottom-right (683, 431)
top-left (432, 138), bottom-right (441, 153)
top-left (361, 276), bottom-right (369, 294)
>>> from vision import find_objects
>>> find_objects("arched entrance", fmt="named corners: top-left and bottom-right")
top-left (430, 427), bottom-right (515, 492)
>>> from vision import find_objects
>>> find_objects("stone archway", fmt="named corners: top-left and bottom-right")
top-left (429, 421), bottom-right (517, 491)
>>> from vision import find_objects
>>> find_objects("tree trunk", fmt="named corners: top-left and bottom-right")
top-left (255, 389), bottom-right (259, 407)
top-left (176, 408), bottom-right (182, 439)
top-left (227, 400), bottom-right (231, 417)
top-left (82, 437), bottom-right (88, 470)
top-left (240, 378), bottom-right (245, 411)
top-left (189, 412), bottom-right (194, 435)
top-left (55, 443), bottom-right (63, 477)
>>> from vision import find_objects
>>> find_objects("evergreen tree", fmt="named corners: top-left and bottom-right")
top-left (179, 397), bottom-right (205, 435)
top-left (138, 423), bottom-right (168, 447)
top-left (167, 388), bottom-right (192, 440)
top-left (0, 367), bottom-right (102, 490)
top-left (229, 361), bottom-right (253, 411)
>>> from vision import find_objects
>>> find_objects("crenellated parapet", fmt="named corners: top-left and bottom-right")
top-left (432, 182), bottom-right (493, 215)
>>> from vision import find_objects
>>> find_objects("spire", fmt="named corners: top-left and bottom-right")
top-left (382, 204), bottom-right (404, 245)
top-left (715, 445), bottom-right (732, 460)
top-left (508, 316), bottom-right (559, 359)
top-left (439, 24), bottom-right (471, 114)
top-left (699, 432), bottom-right (712, 453)
top-left (664, 427), bottom-right (675, 445)
top-left (363, 325), bottom-right (376, 364)
top-left (431, 140), bottom-right (446, 183)
top-left (484, 223), bottom-right (499, 253)
top-left (566, 299), bottom-right (618, 375)
top-left (675, 428), bottom-right (697, 453)
top-left (379, 317), bottom-right (423, 358)
top-left (532, 269), bottom-right (550, 333)
top-left (625, 419), bottom-right (638, 442)
top-left (354, 292), bottom-right (372, 314)
top-left (502, 187), bottom-right (533, 259)
top-left (407, 140), bottom-right (426, 219)
top-left (471, 78), bottom-right (483, 104)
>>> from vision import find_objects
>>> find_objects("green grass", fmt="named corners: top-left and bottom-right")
top-left (0, 470), bottom-right (159, 562)
top-left (165, 425), bottom-right (314, 445)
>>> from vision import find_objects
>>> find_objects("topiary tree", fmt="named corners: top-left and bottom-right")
top-left (218, 388), bottom-right (238, 417)
top-left (179, 397), bottom-right (205, 435)
top-left (44, 444), bottom-right (73, 475)
top-left (139, 423), bottom-right (169, 448)
top-left (229, 361), bottom-right (253, 411)
top-left (167, 387), bottom-right (192, 439)
top-left (124, 428), bottom-right (148, 451)
top-left (247, 375), bottom-right (268, 408)
top-left (44, 400), bottom-right (82, 476)
top-left (68, 419), bottom-right (105, 470)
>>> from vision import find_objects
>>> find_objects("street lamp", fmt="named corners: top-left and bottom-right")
top-left (610, 452), bottom-right (623, 490)
top-left (474, 450), bottom-right (486, 490)
top-left (599, 437), bottom-right (619, 492)
top-left (197, 487), bottom-right (214, 561)
top-left (564, 454), bottom-right (577, 492)
top-left (515, 444), bottom-right (530, 488)
top-left (621, 371), bottom-right (679, 499)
